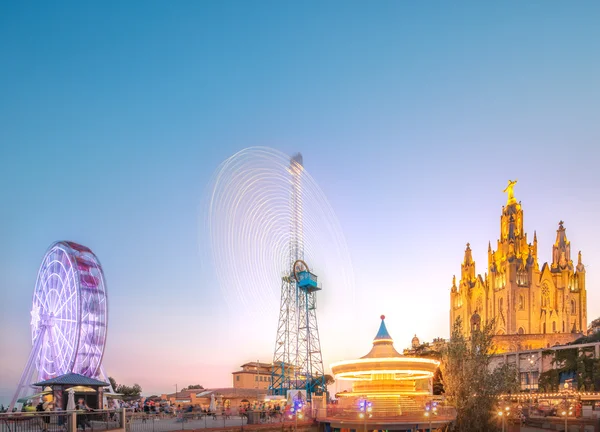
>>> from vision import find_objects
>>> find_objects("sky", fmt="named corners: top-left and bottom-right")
top-left (1, 1), bottom-right (599, 405)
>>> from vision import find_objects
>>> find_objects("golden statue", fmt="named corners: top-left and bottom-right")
top-left (503, 179), bottom-right (518, 204)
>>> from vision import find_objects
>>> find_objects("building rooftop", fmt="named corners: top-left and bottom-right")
top-left (34, 373), bottom-right (109, 387)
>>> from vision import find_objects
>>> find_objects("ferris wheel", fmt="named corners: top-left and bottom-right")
top-left (10, 241), bottom-right (109, 410)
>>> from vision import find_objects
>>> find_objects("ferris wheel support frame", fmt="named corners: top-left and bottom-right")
top-left (9, 327), bottom-right (48, 411)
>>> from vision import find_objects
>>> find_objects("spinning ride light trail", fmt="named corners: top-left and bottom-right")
top-left (207, 147), bottom-right (354, 398)
top-left (9, 241), bottom-right (112, 411)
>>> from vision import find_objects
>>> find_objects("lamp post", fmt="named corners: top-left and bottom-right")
top-left (291, 398), bottom-right (303, 432)
top-left (175, 384), bottom-right (178, 404)
top-left (527, 353), bottom-right (539, 406)
top-left (358, 398), bottom-right (372, 432)
top-left (562, 381), bottom-right (573, 432)
top-left (424, 400), bottom-right (437, 432)
top-left (497, 403), bottom-right (510, 432)
top-left (424, 411), bottom-right (432, 431)
top-left (256, 360), bottom-right (260, 407)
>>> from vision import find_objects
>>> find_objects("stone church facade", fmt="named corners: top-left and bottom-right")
top-left (450, 181), bottom-right (587, 353)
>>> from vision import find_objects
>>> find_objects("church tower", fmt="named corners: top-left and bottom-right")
top-left (450, 181), bottom-right (588, 352)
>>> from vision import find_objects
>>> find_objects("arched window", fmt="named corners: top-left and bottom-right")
top-left (571, 300), bottom-right (576, 315)
top-left (543, 322), bottom-right (546, 334)
top-left (519, 295), bottom-right (525, 310)
top-left (563, 321), bottom-right (565, 332)
top-left (499, 297), bottom-right (503, 312)
top-left (552, 321), bottom-right (556, 333)
top-left (518, 327), bottom-right (524, 335)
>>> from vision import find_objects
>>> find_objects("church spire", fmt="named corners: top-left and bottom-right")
top-left (577, 251), bottom-right (585, 273)
top-left (463, 243), bottom-right (473, 265)
top-left (461, 243), bottom-right (476, 282)
top-left (552, 221), bottom-right (572, 270)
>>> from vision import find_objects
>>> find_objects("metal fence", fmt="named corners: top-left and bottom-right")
top-left (125, 411), bottom-right (313, 432)
top-left (0, 410), bottom-right (124, 432)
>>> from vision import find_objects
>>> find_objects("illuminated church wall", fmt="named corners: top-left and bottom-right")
top-left (450, 181), bottom-right (587, 353)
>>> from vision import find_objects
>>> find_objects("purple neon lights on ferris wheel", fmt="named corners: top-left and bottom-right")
top-left (31, 241), bottom-right (108, 381)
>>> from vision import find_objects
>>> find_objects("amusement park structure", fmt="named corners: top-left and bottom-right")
top-left (9, 241), bottom-right (112, 411)
top-left (271, 153), bottom-right (326, 399)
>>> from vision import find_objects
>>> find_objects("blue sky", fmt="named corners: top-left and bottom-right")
top-left (1, 1), bottom-right (599, 404)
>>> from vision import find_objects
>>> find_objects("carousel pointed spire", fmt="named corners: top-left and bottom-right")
top-left (374, 315), bottom-right (393, 343)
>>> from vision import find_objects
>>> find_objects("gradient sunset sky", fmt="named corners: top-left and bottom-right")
top-left (1, 2), bottom-right (599, 404)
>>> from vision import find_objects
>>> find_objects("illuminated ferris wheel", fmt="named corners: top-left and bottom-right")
top-left (10, 241), bottom-right (109, 409)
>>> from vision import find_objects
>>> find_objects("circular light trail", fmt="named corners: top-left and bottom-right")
top-left (206, 146), bottom-right (354, 317)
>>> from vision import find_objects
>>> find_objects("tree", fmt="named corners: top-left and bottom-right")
top-left (108, 377), bottom-right (142, 399)
top-left (181, 385), bottom-right (204, 391)
top-left (108, 377), bottom-right (118, 392)
top-left (441, 317), bottom-right (518, 432)
top-left (538, 346), bottom-right (600, 392)
top-left (116, 383), bottom-right (142, 399)
top-left (432, 368), bottom-right (444, 395)
top-left (307, 374), bottom-right (335, 393)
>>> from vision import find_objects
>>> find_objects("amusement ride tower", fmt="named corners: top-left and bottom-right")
top-left (271, 153), bottom-right (326, 398)
top-left (208, 147), bottom-right (352, 400)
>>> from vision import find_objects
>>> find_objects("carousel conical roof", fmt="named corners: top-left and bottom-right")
top-left (361, 315), bottom-right (403, 359)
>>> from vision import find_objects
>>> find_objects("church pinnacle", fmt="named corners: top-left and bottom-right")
top-left (463, 243), bottom-right (473, 265)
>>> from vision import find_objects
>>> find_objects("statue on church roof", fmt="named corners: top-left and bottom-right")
top-left (503, 179), bottom-right (518, 205)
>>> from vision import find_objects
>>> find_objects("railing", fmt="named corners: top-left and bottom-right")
top-left (125, 411), bottom-right (313, 432)
top-left (322, 406), bottom-right (457, 423)
top-left (0, 410), bottom-right (124, 432)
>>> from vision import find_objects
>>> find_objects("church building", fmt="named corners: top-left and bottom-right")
top-left (450, 181), bottom-right (587, 353)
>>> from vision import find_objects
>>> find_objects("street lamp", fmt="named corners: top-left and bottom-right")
top-left (498, 403), bottom-right (510, 432)
top-left (256, 359), bottom-right (260, 407)
top-left (358, 398), bottom-right (372, 432)
top-left (562, 408), bottom-right (573, 431)
top-left (424, 412), bottom-right (432, 431)
top-left (291, 398), bottom-right (303, 432)
top-left (424, 400), bottom-right (437, 432)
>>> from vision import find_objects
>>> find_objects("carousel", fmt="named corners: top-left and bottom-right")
top-left (324, 316), bottom-right (455, 431)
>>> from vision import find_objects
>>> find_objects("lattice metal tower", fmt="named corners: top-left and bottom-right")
top-left (271, 153), bottom-right (326, 399)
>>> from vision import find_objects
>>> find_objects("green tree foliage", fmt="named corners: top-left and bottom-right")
top-left (409, 339), bottom-right (445, 394)
top-left (308, 374), bottom-right (335, 391)
top-left (432, 368), bottom-right (444, 395)
top-left (181, 385), bottom-right (204, 390)
top-left (441, 317), bottom-right (519, 432)
top-left (324, 374), bottom-right (335, 386)
top-left (113, 382), bottom-right (142, 400)
top-left (538, 347), bottom-right (600, 392)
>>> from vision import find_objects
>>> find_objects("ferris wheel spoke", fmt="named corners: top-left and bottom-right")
top-left (53, 290), bottom-right (76, 316)
top-left (54, 318), bottom-right (76, 323)
top-left (34, 292), bottom-right (48, 311)
top-left (53, 325), bottom-right (74, 353)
